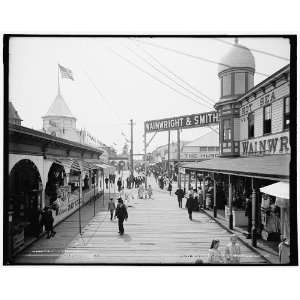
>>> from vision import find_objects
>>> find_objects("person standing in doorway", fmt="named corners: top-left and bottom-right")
top-left (115, 198), bottom-right (128, 235)
top-left (185, 193), bottom-right (194, 220)
top-left (175, 187), bottom-right (185, 208)
top-left (225, 234), bottom-right (241, 264)
top-left (108, 198), bottom-right (116, 221)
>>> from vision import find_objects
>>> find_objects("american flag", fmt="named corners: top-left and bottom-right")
top-left (58, 64), bottom-right (74, 80)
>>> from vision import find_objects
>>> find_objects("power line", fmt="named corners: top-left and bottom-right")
top-left (133, 38), bottom-right (270, 78)
top-left (83, 69), bottom-right (121, 123)
top-left (213, 38), bottom-right (290, 61)
top-left (123, 42), bottom-right (215, 109)
top-left (107, 46), bottom-right (213, 110)
top-left (128, 38), bottom-right (216, 106)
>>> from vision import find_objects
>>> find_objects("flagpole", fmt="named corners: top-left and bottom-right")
top-left (57, 63), bottom-right (61, 94)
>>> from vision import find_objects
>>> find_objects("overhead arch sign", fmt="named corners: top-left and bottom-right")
top-left (144, 111), bottom-right (219, 133)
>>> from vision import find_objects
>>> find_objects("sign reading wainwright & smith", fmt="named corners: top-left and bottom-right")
top-left (144, 111), bottom-right (219, 133)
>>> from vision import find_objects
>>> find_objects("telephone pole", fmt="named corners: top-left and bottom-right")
top-left (129, 119), bottom-right (134, 177)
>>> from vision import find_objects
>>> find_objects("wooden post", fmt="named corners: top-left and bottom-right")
top-left (228, 175), bottom-right (233, 229)
top-left (144, 130), bottom-right (147, 188)
top-left (213, 173), bottom-right (217, 218)
top-left (93, 173), bottom-right (96, 217)
top-left (102, 169), bottom-right (105, 206)
top-left (188, 171), bottom-right (191, 192)
top-left (78, 173), bottom-right (82, 234)
top-left (203, 174), bottom-right (206, 209)
top-left (167, 130), bottom-right (171, 180)
top-left (251, 177), bottom-right (257, 247)
top-left (177, 129), bottom-right (181, 189)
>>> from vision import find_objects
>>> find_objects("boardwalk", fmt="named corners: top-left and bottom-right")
top-left (15, 179), bottom-right (268, 264)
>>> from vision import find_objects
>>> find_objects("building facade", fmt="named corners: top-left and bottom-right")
top-left (181, 40), bottom-right (292, 263)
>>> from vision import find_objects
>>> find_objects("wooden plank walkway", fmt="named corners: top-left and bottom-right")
top-left (15, 178), bottom-right (268, 264)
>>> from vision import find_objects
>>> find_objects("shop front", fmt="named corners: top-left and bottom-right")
top-left (181, 154), bottom-right (290, 248)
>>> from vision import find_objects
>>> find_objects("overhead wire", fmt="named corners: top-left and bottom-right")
top-left (106, 45), bottom-right (219, 134)
top-left (129, 38), bottom-right (216, 105)
top-left (133, 38), bottom-right (270, 77)
top-left (213, 38), bottom-right (290, 62)
top-left (122, 42), bottom-right (215, 109)
top-left (106, 46), bottom-right (213, 111)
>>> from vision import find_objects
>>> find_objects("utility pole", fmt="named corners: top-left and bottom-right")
top-left (129, 119), bottom-right (134, 177)
top-left (177, 129), bottom-right (181, 189)
top-left (167, 130), bottom-right (170, 179)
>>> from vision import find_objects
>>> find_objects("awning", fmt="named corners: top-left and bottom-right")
top-left (46, 158), bottom-right (96, 172)
top-left (260, 182), bottom-right (289, 199)
top-left (181, 154), bottom-right (290, 182)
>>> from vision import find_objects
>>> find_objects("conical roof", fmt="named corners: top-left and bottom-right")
top-left (44, 90), bottom-right (75, 119)
top-left (9, 102), bottom-right (22, 122)
top-left (218, 42), bottom-right (255, 74)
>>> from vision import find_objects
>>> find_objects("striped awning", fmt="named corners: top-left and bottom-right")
top-left (47, 157), bottom-right (98, 172)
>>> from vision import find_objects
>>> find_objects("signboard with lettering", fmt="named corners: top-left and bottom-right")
top-left (240, 132), bottom-right (290, 157)
top-left (181, 153), bottom-right (219, 160)
top-left (144, 111), bottom-right (219, 133)
top-left (240, 91), bottom-right (276, 117)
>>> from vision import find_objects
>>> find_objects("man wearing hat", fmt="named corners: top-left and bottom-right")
top-left (115, 198), bottom-right (128, 235)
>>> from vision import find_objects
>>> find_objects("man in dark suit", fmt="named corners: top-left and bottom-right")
top-left (115, 198), bottom-right (128, 235)
top-left (175, 187), bottom-right (185, 208)
top-left (185, 193), bottom-right (194, 220)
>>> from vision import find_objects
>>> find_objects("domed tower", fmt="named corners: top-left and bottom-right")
top-left (215, 38), bottom-right (255, 157)
top-left (42, 86), bottom-right (77, 140)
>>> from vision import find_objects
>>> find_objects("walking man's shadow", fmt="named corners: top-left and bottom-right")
top-left (119, 233), bottom-right (132, 242)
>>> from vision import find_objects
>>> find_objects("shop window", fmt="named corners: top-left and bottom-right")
top-left (284, 97), bottom-right (290, 129)
top-left (248, 73), bottom-right (254, 91)
top-left (248, 112), bottom-right (255, 138)
top-left (235, 73), bottom-right (246, 94)
top-left (223, 119), bottom-right (231, 141)
top-left (263, 105), bottom-right (272, 135)
top-left (222, 73), bottom-right (231, 97)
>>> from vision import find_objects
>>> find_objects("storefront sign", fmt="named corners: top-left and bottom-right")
top-left (145, 111), bottom-right (219, 133)
top-left (181, 153), bottom-right (218, 159)
top-left (240, 132), bottom-right (290, 156)
top-left (240, 91), bottom-right (277, 116)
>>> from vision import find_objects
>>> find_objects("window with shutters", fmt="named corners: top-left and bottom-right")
top-left (223, 119), bottom-right (231, 141)
top-left (248, 113), bottom-right (255, 138)
top-left (283, 97), bottom-right (290, 129)
top-left (263, 105), bottom-right (272, 134)
top-left (222, 73), bottom-right (232, 96)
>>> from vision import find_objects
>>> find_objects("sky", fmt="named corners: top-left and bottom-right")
top-left (9, 36), bottom-right (290, 154)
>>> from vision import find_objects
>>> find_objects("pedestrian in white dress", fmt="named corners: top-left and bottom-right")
top-left (208, 239), bottom-right (223, 264)
top-left (225, 234), bottom-right (241, 264)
